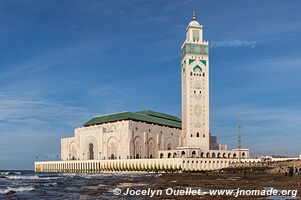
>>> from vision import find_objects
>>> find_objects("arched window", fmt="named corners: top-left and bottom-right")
top-left (233, 153), bottom-right (237, 159)
top-left (167, 144), bottom-right (171, 150)
top-left (206, 152), bottom-right (210, 158)
top-left (212, 153), bottom-right (216, 158)
top-left (173, 153), bottom-right (177, 158)
top-left (200, 152), bottom-right (204, 158)
top-left (168, 153), bottom-right (172, 158)
top-left (192, 151), bottom-right (196, 158)
top-left (160, 153), bottom-right (163, 158)
top-left (181, 151), bottom-right (186, 158)
top-left (89, 143), bottom-right (94, 160)
top-left (242, 152), bottom-right (245, 158)
top-left (196, 132), bottom-right (199, 137)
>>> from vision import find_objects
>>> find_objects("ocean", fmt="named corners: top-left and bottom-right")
top-left (0, 170), bottom-right (158, 199)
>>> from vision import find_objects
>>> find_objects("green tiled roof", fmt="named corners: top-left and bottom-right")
top-left (83, 110), bottom-right (182, 129)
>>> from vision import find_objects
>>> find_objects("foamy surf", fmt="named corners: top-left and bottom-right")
top-left (0, 186), bottom-right (35, 195)
top-left (6, 175), bottom-right (61, 180)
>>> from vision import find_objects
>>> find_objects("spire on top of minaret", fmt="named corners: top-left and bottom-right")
top-left (187, 11), bottom-right (201, 28)
top-left (192, 10), bottom-right (197, 21)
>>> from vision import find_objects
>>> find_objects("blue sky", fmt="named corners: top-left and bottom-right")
top-left (0, 0), bottom-right (301, 169)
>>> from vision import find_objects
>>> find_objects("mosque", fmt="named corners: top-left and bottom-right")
top-left (60, 13), bottom-right (249, 162)
top-left (35, 13), bottom-right (251, 173)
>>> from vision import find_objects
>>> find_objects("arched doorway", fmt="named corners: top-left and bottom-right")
top-left (69, 142), bottom-right (77, 161)
top-left (134, 136), bottom-right (143, 159)
top-left (89, 143), bottom-right (94, 160)
top-left (147, 138), bottom-right (155, 159)
top-left (107, 136), bottom-right (117, 160)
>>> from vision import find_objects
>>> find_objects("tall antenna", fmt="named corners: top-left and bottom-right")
top-left (238, 125), bottom-right (241, 162)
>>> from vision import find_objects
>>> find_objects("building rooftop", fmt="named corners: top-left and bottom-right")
top-left (83, 110), bottom-right (182, 129)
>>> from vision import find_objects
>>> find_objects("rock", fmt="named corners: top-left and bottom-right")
top-left (5, 191), bottom-right (16, 195)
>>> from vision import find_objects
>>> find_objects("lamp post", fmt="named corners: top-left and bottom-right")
top-left (238, 126), bottom-right (241, 163)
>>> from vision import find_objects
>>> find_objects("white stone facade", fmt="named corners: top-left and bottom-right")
top-left (61, 120), bottom-right (182, 161)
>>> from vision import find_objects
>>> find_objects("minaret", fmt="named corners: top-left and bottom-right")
top-left (181, 12), bottom-right (209, 150)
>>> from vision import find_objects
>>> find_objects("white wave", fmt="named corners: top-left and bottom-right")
top-left (0, 172), bottom-right (10, 175)
top-left (0, 186), bottom-right (35, 195)
top-left (61, 173), bottom-right (78, 177)
top-left (44, 182), bottom-right (58, 187)
top-left (6, 175), bottom-right (61, 180)
top-left (77, 173), bottom-right (116, 179)
top-left (13, 172), bottom-right (22, 175)
top-left (78, 174), bottom-right (101, 179)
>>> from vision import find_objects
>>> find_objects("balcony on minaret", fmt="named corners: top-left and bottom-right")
top-left (185, 12), bottom-right (203, 43)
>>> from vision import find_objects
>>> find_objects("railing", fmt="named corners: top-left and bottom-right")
top-left (35, 158), bottom-right (244, 173)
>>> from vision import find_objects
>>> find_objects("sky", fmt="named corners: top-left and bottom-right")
top-left (0, 0), bottom-right (301, 169)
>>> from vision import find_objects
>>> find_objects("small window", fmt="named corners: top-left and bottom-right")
top-left (191, 134), bottom-right (193, 137)
top-left (190, 72), bottom-right (193, 76)
top-left (197, 132), bottom-right (199, 137)
top-left (203, 134), bottom-right (205, 138)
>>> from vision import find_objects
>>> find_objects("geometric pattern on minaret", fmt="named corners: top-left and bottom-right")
top-left (181, 12), bottom-right (210, 150)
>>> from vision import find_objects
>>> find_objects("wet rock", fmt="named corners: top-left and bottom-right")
top-left (5, 191), bottom-right (16, 195)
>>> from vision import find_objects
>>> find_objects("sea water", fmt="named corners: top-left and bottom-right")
top-left (0, 170), bottom-right (155, 199)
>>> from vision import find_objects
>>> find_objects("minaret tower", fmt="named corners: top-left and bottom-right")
top-left (181, 12), bottom-right (209, 150)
